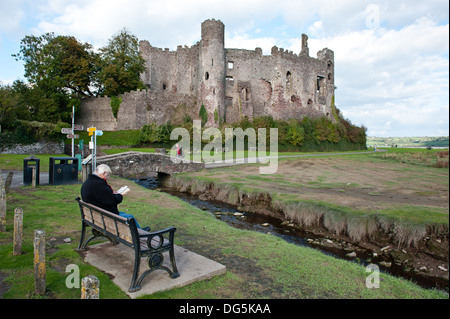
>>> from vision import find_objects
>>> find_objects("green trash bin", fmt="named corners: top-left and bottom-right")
top-left (49, 157), bottom-right (79, 185)
top-left (23, 155), bottom-right (40, 186)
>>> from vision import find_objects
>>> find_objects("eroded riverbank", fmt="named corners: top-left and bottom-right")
top-left (143, 174), bottom-right (449, 292)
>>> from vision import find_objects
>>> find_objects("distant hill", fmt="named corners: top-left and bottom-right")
top-left (367, 136), bottom-right (449, 148)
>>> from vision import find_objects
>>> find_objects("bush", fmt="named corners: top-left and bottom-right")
top-left (136, 115), bottom-right (367, 152)
top-left (138, 122), bottom-right (173, 145)
top-left (0, 120), bottom-right (67, 150)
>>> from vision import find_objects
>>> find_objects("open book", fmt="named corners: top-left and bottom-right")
top-left (117, 186), bottom-right (130, 194)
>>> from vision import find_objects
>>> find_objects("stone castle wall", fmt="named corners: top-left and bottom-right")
top-left (78, 19), bottom-right (335, 131)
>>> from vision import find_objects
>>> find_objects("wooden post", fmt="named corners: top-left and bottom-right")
top-left (81, 275), bottom-right (100, 299)
top-left (34, 229), bottom-right (46, 295)
top-left (31, 166), bottom-right (36, 188)
top-left (13, 208), bottom-right (23, 256)
top-left (0, 172), bottom-right (6, 232)
top-left (5, 171), bottom-right (13, 194)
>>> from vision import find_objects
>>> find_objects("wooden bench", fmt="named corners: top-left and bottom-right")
top-left (75, 197), bottom-right (180, 292)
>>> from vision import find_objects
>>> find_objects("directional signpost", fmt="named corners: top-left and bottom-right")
top-left (61, 107), bottom-right (84, 157)
top-left (87, 127), bottom-right (102, 170)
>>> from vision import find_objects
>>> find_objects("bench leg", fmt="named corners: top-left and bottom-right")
top-left (169, 246), bottom-right (180, 279)
top-left (128, 250), bottom-right (142, 292)
top-left (133, 249), bottom-right (180, 291)
top-left (78, 223), bottom-right (87, 250)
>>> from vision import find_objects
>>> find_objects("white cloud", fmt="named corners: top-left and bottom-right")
top-left (1, 0), bottom-right (448, 136)
top-left (297, 17), bottom-right (449, 136)
top-left (0, 1), bottom-right (25, 33)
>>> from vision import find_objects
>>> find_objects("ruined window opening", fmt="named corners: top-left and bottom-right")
top-left (228, 61), bottom-right (234, 69)
top-left (213, 88), bottom-right (215, 95)
top-left (212, 59), bottom-right (214, 66)
top-left (328, 73), bottom-right (332, 81)
top-left (286, 71), bottom-right (292, 90)
top-left (205, 72), bottom-right (209, 80)
top-left (307, 99), bottom-right (313, 106)
top-left (226, 76), bottom-right (234, 85)
top-left (240, 87), bottom-right (250, 102)
top-left (317, 75), bottom-right (325, 95)
top-left (162, 83), bottom-right (167, 90)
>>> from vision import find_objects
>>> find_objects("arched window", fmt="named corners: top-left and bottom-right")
top-left (286, 71), bottom-right (292, 90)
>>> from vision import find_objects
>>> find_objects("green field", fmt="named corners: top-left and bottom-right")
top-left (367, 136), bottom-right (449, 148)
top-left (0, 176), bottom-right (447, 299)
top-left (1, 136), bottom-right (448, 299)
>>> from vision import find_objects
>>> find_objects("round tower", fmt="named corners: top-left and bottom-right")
top-left (199, 19), bottom-right (225, 126)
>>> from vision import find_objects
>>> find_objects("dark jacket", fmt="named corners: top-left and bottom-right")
top-left (80, 174), bottom-right (123, 214)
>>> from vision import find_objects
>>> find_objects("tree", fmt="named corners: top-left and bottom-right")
top-left (13, 33), bottom-right (101, 98)
top-left (0, 82), bottom-right (19, 126)
top-left (12, 33), bottom-right (101, 123)
top-left (99, 28), bottom-right (145, 96)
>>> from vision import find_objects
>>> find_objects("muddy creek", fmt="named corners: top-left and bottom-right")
top-left (134, 177), bottom-right (448, 292)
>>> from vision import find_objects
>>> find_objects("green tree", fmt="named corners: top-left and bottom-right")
top-left (199, 104), bottom-right (208, 126)
top-left (99, 28), bottom-right (146, 96)
top-left (12, 33), bottom-right (101, 123)
top-left (13, 33), bottom-right (100, 98)
top-left (286, 120), bottom-right (305, 146)
top-left (12, 80), bottom-right (60, 123)
top-left (0, 83), bottom-right (19, 127)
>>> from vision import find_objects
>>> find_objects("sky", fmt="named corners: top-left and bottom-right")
top-left (0, 0), bottom-right (448, 137)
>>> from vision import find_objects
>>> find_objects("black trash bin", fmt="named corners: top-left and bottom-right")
top-left (49, 157), bottom-right (79, 185)
top-left (23, 155), bottom-right (40, 186)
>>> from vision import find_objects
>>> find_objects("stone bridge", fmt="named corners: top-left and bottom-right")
top-left (96, 151), bottom-right (204, 180)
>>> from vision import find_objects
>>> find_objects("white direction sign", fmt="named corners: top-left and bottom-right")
top-left (73, 124), bottom-right (84, 130)
top-left (61, 128), bottom-right (73, 134)
top-left (66, 134), bottom-right (79, 139)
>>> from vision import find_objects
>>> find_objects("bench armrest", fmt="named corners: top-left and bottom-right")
top-left (138, 226), bottom-right (176, 251)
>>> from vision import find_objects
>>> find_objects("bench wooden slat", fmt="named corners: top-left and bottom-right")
top-left (117, 222), bottom-right (133, 243)
top-left (82, 207), bottom-right (93, 223)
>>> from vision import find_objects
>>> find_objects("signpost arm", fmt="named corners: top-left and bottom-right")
top-left (71, 106), bottom-right (75, 157)
top-left (93, 131), bottom-right (97, 170)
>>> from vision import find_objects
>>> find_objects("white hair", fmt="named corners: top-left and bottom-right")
top-left (94, 164), bottom-right (112, 175)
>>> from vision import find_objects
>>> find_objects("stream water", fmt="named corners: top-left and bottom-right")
top-left (133, 176), bottom-right (448, 292)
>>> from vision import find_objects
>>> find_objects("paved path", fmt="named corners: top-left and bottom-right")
top-left (1, 170), bottom-right (50, 189)
top-left (204, 150), bottom-right (381, 168)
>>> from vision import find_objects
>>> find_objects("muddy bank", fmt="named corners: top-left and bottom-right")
top-left (161, 175), bottom-right (449, 290)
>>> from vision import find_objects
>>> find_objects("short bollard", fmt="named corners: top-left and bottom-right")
top-left (0, 173), bottom-right (6, 232)
top-left (31, 166), bottom-right (37, 188)
top-left (81, 275), bottom-right (100, 299)
top-left (34, 229), bottom-right (46, 295)
top-left (13, 208), bottom-right (23, 256)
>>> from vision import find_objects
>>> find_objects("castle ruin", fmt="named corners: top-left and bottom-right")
top-left (78, 19), bottom-right (335, 130)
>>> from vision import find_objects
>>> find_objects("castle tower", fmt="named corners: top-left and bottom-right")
top-left (198, 19), bottom-right (226, 125)
top-left (317, 48), bottom-right (335, 121)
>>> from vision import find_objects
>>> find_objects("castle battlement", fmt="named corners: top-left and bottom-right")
top-left (79, 19), bottom-right (335, 131)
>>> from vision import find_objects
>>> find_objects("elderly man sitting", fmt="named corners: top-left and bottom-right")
top-left (81, 164), bottom-right (149, 231)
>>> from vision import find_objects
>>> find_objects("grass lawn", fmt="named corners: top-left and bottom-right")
top-left (0, 176), bottom-right (447, 299)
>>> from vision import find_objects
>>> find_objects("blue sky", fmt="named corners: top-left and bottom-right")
top-left (1, 0), bottom-right (448, 137)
